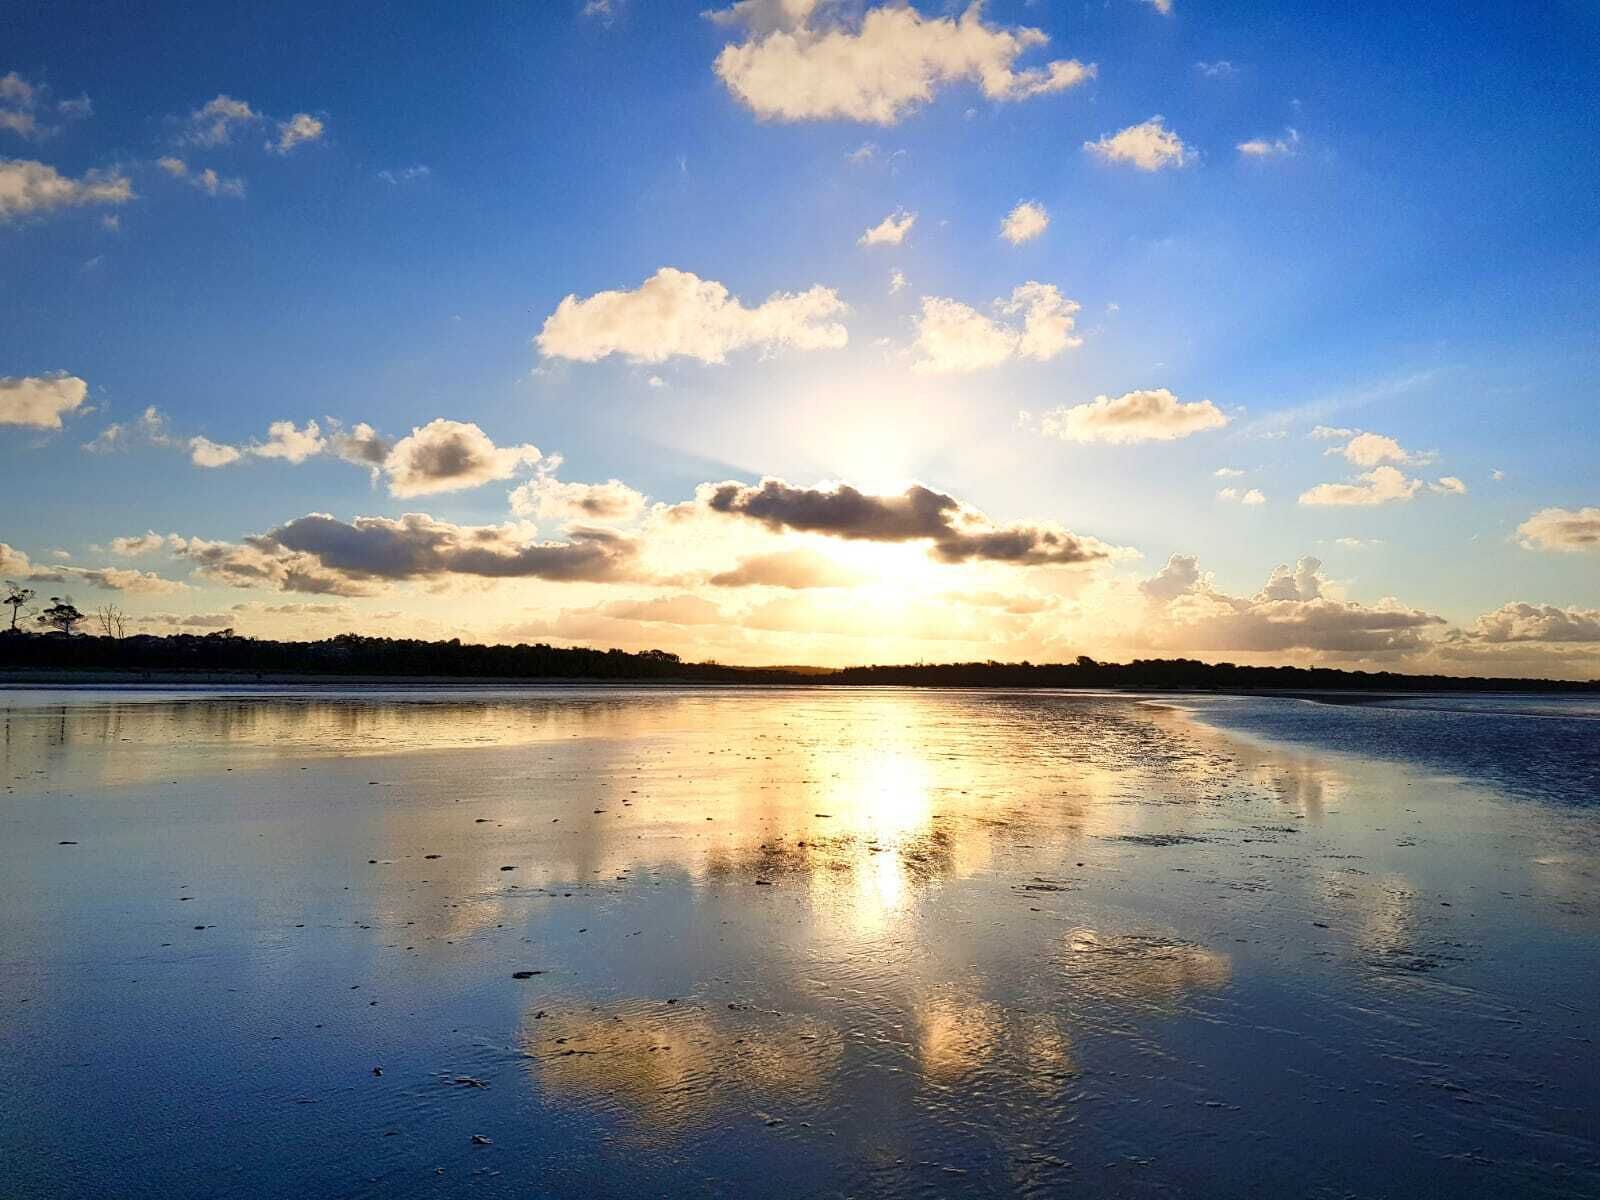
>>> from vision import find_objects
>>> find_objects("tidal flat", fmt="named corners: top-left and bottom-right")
top-left (1, 686), bottom-right (1596, 1199)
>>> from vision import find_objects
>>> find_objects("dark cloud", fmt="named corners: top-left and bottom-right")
top-left (703, 478), bottom-right (1117, 566)
top-left (177, 513), bottom-right (640, 595)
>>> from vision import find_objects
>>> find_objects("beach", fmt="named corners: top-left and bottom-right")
top-left (2, 686), bottom-right (1596, 1198)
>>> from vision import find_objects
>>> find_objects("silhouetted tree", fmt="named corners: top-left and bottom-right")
top-left (37, 597), bottom-right (85, 635)
top-left (94, 603), bottom-right (128, 639)
top-left (4, 582), bottom-right (34, 631)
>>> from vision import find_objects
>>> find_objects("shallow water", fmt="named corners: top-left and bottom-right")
top-left (1, 686), bottom-right (1597, 1199)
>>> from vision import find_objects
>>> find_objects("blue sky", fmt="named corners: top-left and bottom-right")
top-left (3, 0), bottom-right (1597, 673)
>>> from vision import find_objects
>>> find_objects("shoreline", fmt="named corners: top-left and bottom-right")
top-left (0, 669), bottom-right (1591, 702)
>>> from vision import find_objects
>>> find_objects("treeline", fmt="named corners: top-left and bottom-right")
top-left (829, 657), bottom-right (1599, 693)
top-left (0, 631), bottom-right (1594, 692)
top-left (0, 631), bottom-right (787, 682)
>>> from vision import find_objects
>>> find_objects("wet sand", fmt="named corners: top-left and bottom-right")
top-left (1, 687), bottom-right (1596, 1198)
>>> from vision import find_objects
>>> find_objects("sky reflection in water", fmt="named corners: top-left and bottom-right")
top-left (1, 687), bottom-right (1596, 1199)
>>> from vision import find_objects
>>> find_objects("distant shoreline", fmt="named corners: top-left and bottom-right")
top-left (1, 669), bottom-right (1593, 702)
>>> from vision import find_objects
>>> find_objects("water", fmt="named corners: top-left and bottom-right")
top-left (1, 686), bottom-right (1596, 1199)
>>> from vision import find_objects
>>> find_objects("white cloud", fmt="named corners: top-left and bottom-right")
top-left (911, 282), bottom-right (1080, 373)
top-left (859, 208), bottom-right (915, 246)
top-left (1517, 506), bottom-right (1600, 554)
top-left (109, 532), bottom-right (178, 557)
top-left (1195, 61), bottom-right (1235, 79)
top-left (709, 1), bottom-right (1096, 125)
top-left (185, 94), bottom-right (259, 147)
top-left (1237, 128), bottom-right (1299, 158)
top-left (1298, 465), bottom-right (1422, 507)
top-left (188, 422), bottom-right (325, 468)
top-left (1463, 602), bottom-right (1600, 644)
top-left (536, 267), bottom-right (848, 364)
top-left (1138, 553), bottom-right (1445, 657)
top-left (999, 200), bottom-right (1048, 245)
top-left (1141, 0), bottom-right (1174, 15)
top-left (1040, 388), bottom-right (1227, 444)
top-left (84, 406), bottom-right (169, 454)
top-left (0, 540), bottom-right (187, 594)
top-left (1334, 537), bottom-right (1384, 550)
top-left (509, 476), bottom-right (646, 524)
top-left (1327, 430), bottom-right (1432, 467)
top-left (254, 419), bottom-right (326, 464)
top-left (1430, 475), bottom-right (1467, 496)
top-left (1084, 117), bottom-right (1193, 171)
top-left (1213, 467), bottom-right (1245, 478)
top-left (0, 159), bottom-right (133, 221)
top-left (0, 73), bottom-right (92, 140)
top-left (889, 269), bottom-right (907, 294)
top-left (269, 113), bottom-right (324, 154)
top-left (0, 373), bottom-right (88, 429)
top-left (158, 157), bottom-right (245, 198)
top-left (1218, 487), bottom-right (1266, 505)
top-left (189, 436), bottom-right (243, 468)
top-left (383, 419), bottom-right (543, 497)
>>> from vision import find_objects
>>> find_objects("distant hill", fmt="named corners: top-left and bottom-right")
top-left (1, 629), bottom-right (1595, 693)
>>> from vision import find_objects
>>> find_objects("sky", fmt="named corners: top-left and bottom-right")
top-left (2, 0), bottom-right (1598, 676)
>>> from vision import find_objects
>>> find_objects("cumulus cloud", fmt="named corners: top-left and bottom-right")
top-left (1084, 117), bottom-right (1193, 171)
top-left (1217, 487), bottom-right (1265, 505)
top-left (708, 546), bottom-right (866, 589)
top-left (0, 540), bottom-right (187, 594)
top-left (1138, 552), bottom-right (1445, 656)
top-left (1298, 466), bottom-right (1422, 507)
top-left (176, 513), bottom-right (641, 596)
top-left (911, 282), bottom-right (1079, 373)
top-left (999, 200), bottom-right (1048, 245)
top-left (859, 208), bottom-right (914, 246)
top-left (536, 267), bottom-right (848, 364)
top-left (0, 373), bottom-right (88, 429)
top-left (328, 421), bottom-right (391, 472)
top-left (1517, 506), bottom-right (1600, 553)
top-left (1463, 602), bottom-right (1600, 644)
top-left (184, 94), bottom-right (259, 147)
top-left (1430, 475), bottom-right (1467, 496)
top-left (701, 477), bottom-right (1125, 567)
top-left (709, 1), bottom-right (1095, 125)
top-left (245, 419), bottom-right (323, 464)
top-left (109, 532), bottom-right (179, 557)
top-left (1039, 388), bottom-right (1227, 444)
top-left (188, 436), bottom-right (244, 468)
top-left (269, 113), bottom-right (324, 154)
top-left (1237, 128), bottom-right (1299, 158)
top-left (509, 476), bottom-right (646, 524)
top-left (0, 158), bottom-right (133, 220)
top-left (383, 419), bottom-right (542, 497)
top-left (158, 156), bottom-right (245, 198)
top-left (1314, 427), bottom-right (1433, 467)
